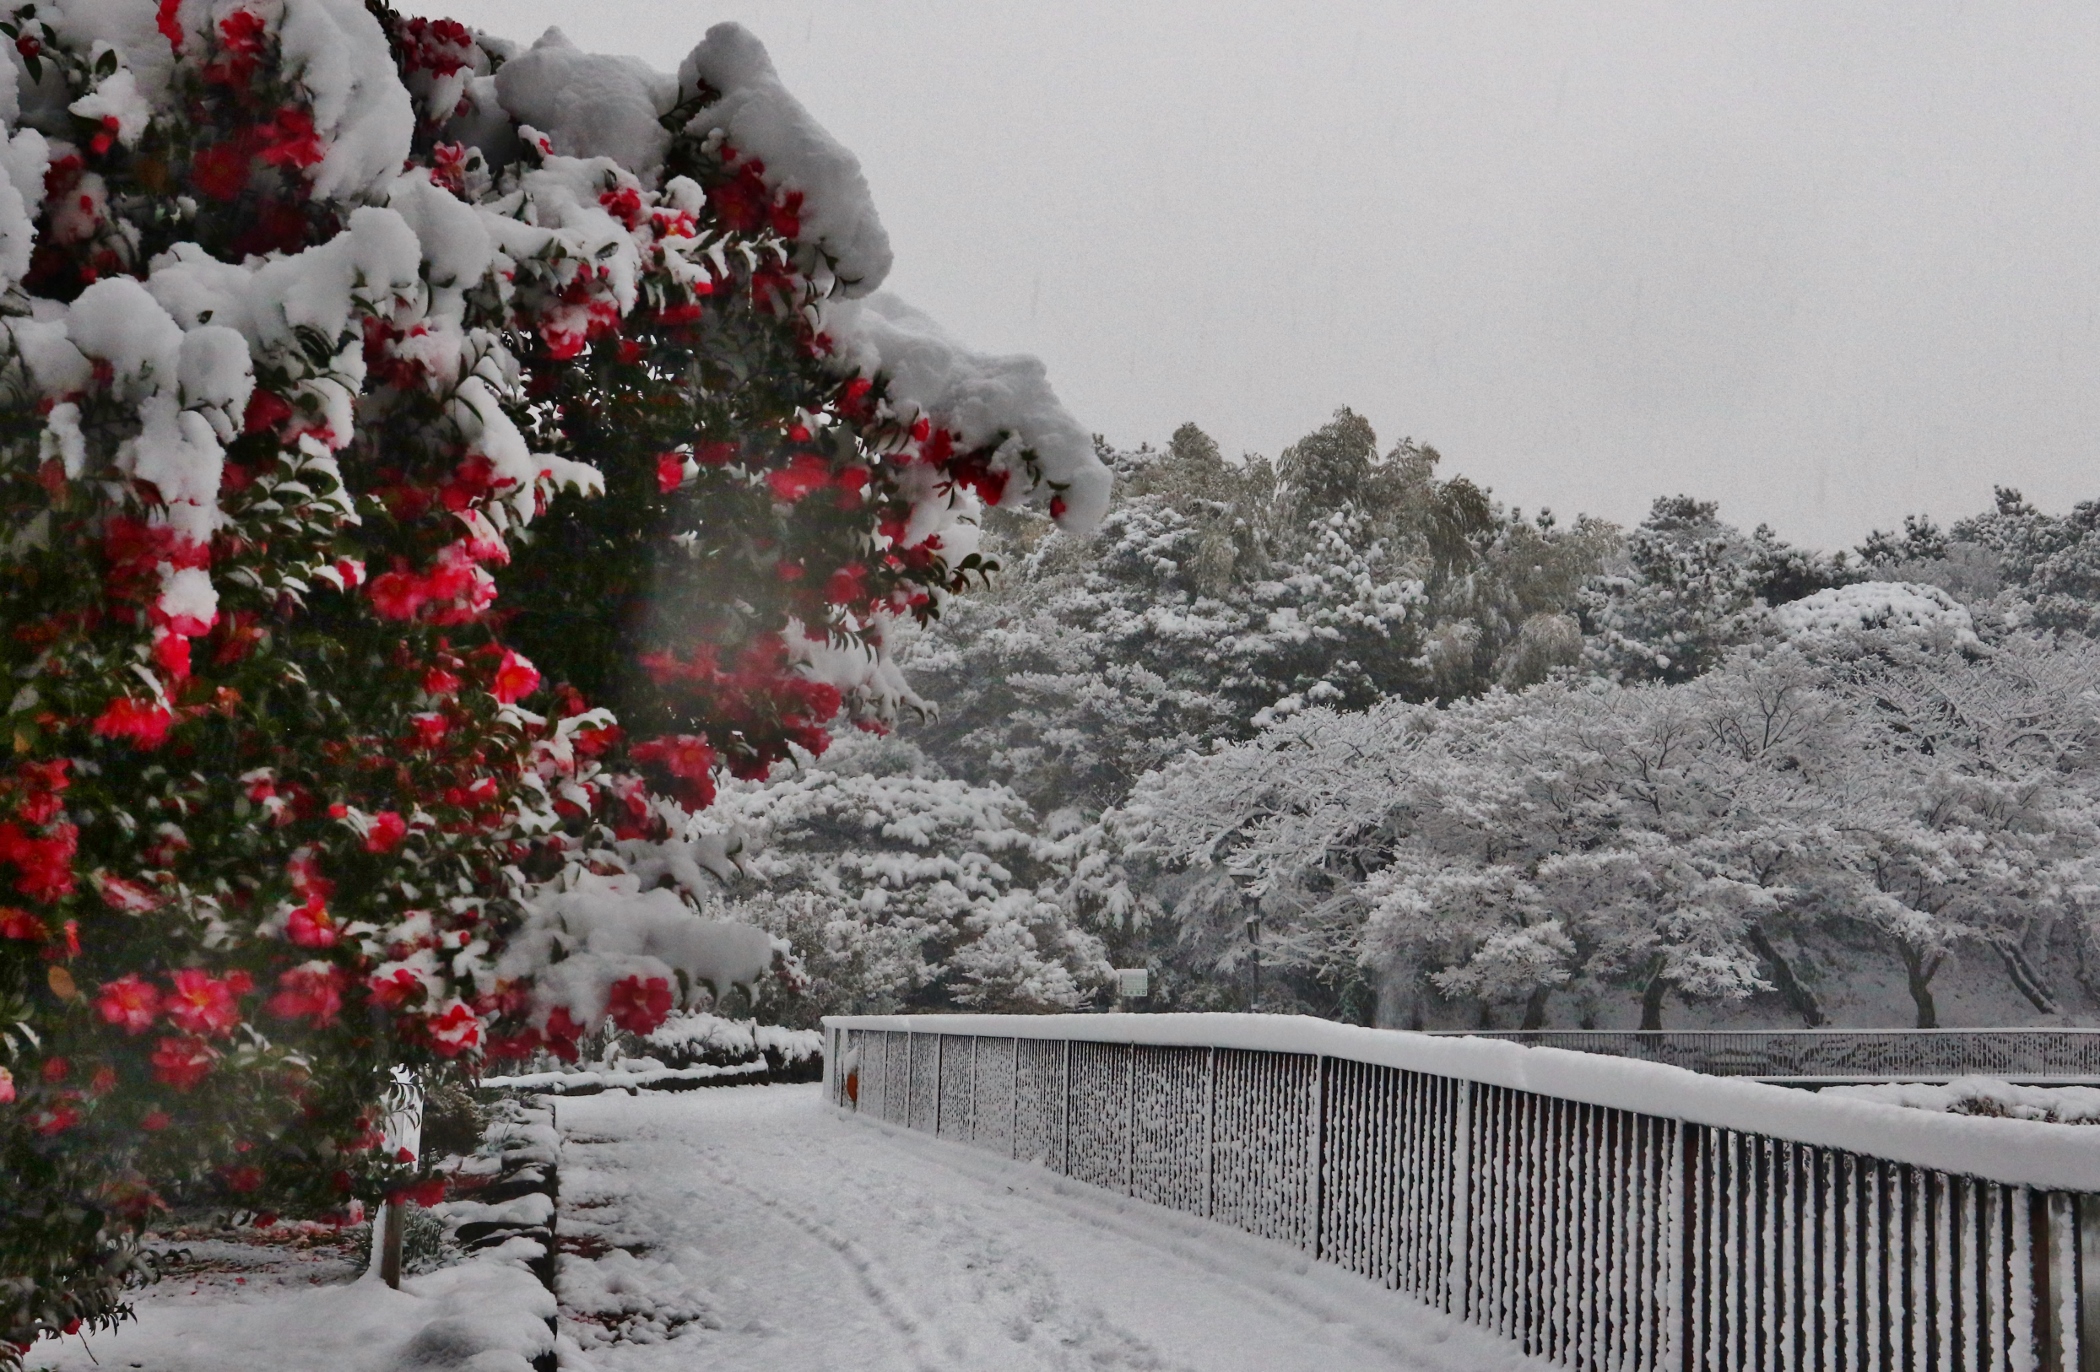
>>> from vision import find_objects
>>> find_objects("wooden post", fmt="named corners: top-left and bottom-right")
top-left (374, 1065), bottom-right (421, 1290)
top-left (379, 1199), bottom-right (405, 1289)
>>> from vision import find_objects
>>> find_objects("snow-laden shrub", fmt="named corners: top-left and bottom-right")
top-left (0, 0), bottom-right (1104, 1352)
top-left (1774, 580), bottom-right (1981, 650)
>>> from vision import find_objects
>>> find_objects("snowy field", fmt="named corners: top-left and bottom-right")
top-left (551, 1084), bottom-right (1543, 1372)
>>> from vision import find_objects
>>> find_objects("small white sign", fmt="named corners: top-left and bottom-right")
top-left (1114, 968), bottom-right (1150, 999)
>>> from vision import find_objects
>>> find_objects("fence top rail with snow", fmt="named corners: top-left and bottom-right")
top-left (1422, 1027), bottom-right (2100, 1084)
top-left (822, 1013), bottom-right (2100, 1193)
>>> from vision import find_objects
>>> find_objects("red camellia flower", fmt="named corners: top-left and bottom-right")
top-left (164, 968), bottom-right (246, 1037)
top-left (91, 696), bottom-right (174, 750)
top-left (656, 452), bottom-right (686, 493)
top-left (366, 965), bottom-right (422, 1008)
top-left (150, 1035), bottom-right (215, 1090)
top-left (363, 811), bottom-right (408, 854)
top-left (267, 964), bottom-right (346, 1028)
top-left (155, 0), bottom-right (183, 50)
top-left (0, 908), bottom-right (46, 940)
top-left (0, 1065), bottom-right (12, 1103)
top-left (285, 900), bottom-right (337, 948)
top-left (31, 1103), bottom-right (80, 1136)
top-left (824, 562), bottom-right (868, 607)
top-left (491, 649), bottom-right (540, 704)
top-left (190, 140), bottom-right (250, 202)
top-left (221, 1164), bottom-right (264, 1193)
top-left (40, 1057), bottom-right (68, 1083)
top-left (423, 667), bottom-right (461, 695)
top-left (140, 1109), bottom-right (171, 1130)
top-left (425, 1000), bottom-right (481, 1058)
top-left (765, 452), bottom-right (833, 503)
top-left (606, 974), bottom-right (673, 1035)
top-left (368, 570), bottom-right (427, 621)
top-left (0, 822), bottom-right (78, 903)
top-left (96, 974), bottom-right (162, 1035)
top-left (541, 1005), bottom-right (584, 1062)
top-left (257, 107), bottom-right (325, 170)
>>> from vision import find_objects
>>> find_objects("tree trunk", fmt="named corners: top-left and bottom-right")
top-left (1747, 924), bottom-right (1823, 1027)
top-left (1899, 945), bottom-right (1942, 1029)
top-left (1520, 985), bottom-right (1551, 1032)
top-left (1992, 936), bottom-right (2060, 1016)
top-left (1639, 958), bottom-right (1668, 1032)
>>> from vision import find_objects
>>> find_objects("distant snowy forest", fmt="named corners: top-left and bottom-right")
top-left (707, 410), bottom-right (2100, 1032)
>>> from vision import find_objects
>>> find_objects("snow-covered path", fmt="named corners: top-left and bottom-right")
top-left (556, 1084), bottom-right (1546, 1372)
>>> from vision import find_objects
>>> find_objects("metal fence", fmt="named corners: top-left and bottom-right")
top-left (824, 1015), bottom-right (2100, 1372)
top-left (1428, 1029), bottom-right (2100, 1084)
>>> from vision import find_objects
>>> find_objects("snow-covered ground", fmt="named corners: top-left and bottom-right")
top-left (554, 1083), bottom-right (1545, 1372)
top-left (24, 1082), bottom-right (1546, 1371)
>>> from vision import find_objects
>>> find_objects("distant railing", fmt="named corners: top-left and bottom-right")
top-left (824, 1014), bottom-right (2100, 1372)
top-left (1426, 1029), bottom-right (2100, 1084)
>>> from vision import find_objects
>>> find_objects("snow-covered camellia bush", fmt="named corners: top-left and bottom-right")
top-left (0, 0), bottom-right (1104, 1352)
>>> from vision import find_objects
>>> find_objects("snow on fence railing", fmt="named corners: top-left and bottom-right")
top-left (822, 1013), bottom-right (2100, 1372)
top-left (1430, 1028), bottom-right (2100, 1084)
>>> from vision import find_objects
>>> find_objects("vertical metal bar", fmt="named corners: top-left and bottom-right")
top-left (1450, 1077), bottom-right (1474, 1320)
top-left (1662, 1118), bottom-right (1687, 1372)
top-left (1310, 1055), bottom-right (1327, 1259)
top-left (903, 1030), bottom-right (914, 1131)
top-left (1126, 1042), bottom-right (1138, 1197)
top-left (1061, 1038), bottom-right (1073, 1176)
top-left (1204, 1045), bottom-right (1217, 1220)
top-left (2080, 1194), bottom-right (2100, 1372)
top-left (2014, 1187), bottom-right (2038, 1372)
top-left (2049, 1192), bottom-right (2081, 1372)
top-left (1011, 1035), bottom-right (1022, 1161)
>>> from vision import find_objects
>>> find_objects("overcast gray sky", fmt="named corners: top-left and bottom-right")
top-left (404, 0), bottom-right (2100, 548)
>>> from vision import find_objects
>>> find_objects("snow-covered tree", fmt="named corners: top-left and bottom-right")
top-left (1860, 488), bottom-right (2100, 639)
top-left (689, 734), bottom-right (1107, 1022)
top-left (0, 1), bottom-right (1104, 1349)
top-left (1580, 494), bottom-right (1853, 683)
top-left (1118, 633), bottom-right (2100, 1032)
top-left (904, 413), bottom-right (1612, 821)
